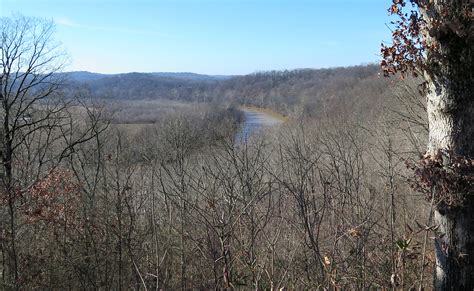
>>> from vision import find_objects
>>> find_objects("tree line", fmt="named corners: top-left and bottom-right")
top-left (63, 64), bottom-right (391, 118)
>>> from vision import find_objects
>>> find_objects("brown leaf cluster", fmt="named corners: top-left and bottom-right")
top-left (22, 169), bottom-right (80, 225)
top-left (407, 150), bottom-right (474, 208)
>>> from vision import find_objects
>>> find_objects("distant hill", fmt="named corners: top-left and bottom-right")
top-left (62, 71), bottom-right (108, 82)
top-left (62, 72), bottom-right (221, 101)
top-left (61, 64), bottom-right (395, 117)
top-left (62, 71), bottom-right (232, 83)
top-left (150, 72), bottom-right (232, 81)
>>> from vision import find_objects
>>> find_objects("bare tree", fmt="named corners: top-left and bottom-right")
top-left (274, 124), bottom-right (328, 285)
top-left (0, 15), bottom-right (103, 289)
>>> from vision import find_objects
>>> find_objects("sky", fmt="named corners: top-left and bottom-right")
top-left (1, 0), bottom-right (394, 75)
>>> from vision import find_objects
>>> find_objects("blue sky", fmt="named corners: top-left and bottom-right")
top-left (1, 0), bottom-right (393, 75)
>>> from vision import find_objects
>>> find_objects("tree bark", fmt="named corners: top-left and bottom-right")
top-left (430, 83), bottom-right (474, 289)
top-left (423, 0), bottom-right (474, 286)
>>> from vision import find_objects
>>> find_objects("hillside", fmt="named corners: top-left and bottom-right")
top-left (63, 64), bottom-right (393, 118)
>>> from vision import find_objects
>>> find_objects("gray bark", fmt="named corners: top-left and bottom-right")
top-left (423, 1), bottom-right (474, 288)
top-left (430, 82), bottom-right (474, 289)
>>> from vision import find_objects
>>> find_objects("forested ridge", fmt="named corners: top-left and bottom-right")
top-left (63, 64), bottom-right (389, 117)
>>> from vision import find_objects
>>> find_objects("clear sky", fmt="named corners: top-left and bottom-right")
top-left (1, 0), bottom-right (393, 75)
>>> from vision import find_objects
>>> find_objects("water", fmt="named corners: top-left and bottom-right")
top-left (235, 109), bottom-right (283, 142)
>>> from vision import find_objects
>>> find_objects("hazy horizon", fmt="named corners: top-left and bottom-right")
top-left (62, 61), bottom-right (378, 76)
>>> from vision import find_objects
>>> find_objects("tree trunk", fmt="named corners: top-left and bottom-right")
top-left (434, 202), bottom-right (474, 289)
top-left (420, 0), bottom-right (474, 287)
top-left (425, 11), bottom-right (474, 286)
top-left (430, 87), bottom-right (474, 288)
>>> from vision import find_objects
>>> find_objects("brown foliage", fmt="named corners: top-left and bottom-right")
top-left (407, 150), bottom-right (474, 208)
top-left (22, 169), bottom-right (80, 226)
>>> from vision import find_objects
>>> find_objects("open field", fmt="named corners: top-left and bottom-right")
top-left (102, 99), bottom-right (212, 124)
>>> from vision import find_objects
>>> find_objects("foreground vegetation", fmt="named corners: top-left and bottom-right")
top-left (2, 55), bottom-right (432, 289)
top-left (2, 96), bottom-right (432, 289)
